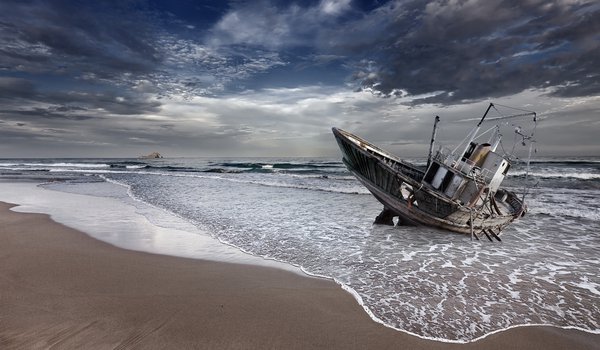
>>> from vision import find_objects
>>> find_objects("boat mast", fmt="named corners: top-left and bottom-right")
top-left (427, 115), bottom-right (440, 168)
top-left (458, 103), bottom-right (494, 158)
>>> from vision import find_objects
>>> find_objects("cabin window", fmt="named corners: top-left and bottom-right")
top-left (424, 162), bottom-right (439, 184)
top-left (439, 171), bottom-right (454, 192)
top-left (462, 142), bottom-right (477, 161)
top-left (502, 163), bottom-right (510, 175)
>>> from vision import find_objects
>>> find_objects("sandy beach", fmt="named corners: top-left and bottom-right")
top-left (1, 200), bottom-right (598, 349)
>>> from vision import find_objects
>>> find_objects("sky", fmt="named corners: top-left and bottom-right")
top-left (0, 0), bottom-right (598, 158)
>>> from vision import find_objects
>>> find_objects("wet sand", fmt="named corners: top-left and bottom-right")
top-left (0, 201), bottom-right (598, 349)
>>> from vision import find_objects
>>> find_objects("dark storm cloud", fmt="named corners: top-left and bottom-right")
top-left (2, 107), bottom-right (94, 121)
top-left (0, 0), bottom-right (160, 78)
top-left (329, 0), bottom-right (600, 104)
top-left (2, 0), bottom-right (597, 107)
top-left (0, 77), bottom-right (161, 118)
top-left (0, 0), bottom-right (288, 102)
top-left (0, 0), bottom-right (168, 124)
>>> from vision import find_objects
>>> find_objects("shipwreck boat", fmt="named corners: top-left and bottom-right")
top-left (332, 103), bottom-right (536, 241)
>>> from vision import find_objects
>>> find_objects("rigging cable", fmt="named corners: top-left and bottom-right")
top-left (521, 114), bottom-right (538, 203)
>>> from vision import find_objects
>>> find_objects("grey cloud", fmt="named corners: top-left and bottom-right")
top-left (2, 107), bottom-right (95, 121)
top-left (0, 1), bottom-right (240, 99)
top-left (156, 40), bottom-right (287, 97)
top-left (0, 1), bottom-right (160, 78)
top-left (209, 2), bottom-right (295, 48)
top-left (327, 0), bottom-right (600, 104)
top-left (0, 0), bottom-right (301, 103)
top-left (46, 91), bottom-right (162, 115)
top-left (0, 77), bottom-right (37, 99)
top-left (208, 0), bottom-right (352, 49)
top-left (0, 76), bottom-right (161, 117)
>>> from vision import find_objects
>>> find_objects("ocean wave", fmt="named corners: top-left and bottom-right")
top-left (509, 171), bottom-right (600, 180)
top-left (530, 159), bottom-right (600, 165)
top-left (150, 172), bottom-right (368, 195)
top-left (210, 161), bottom-right (343, 170)
top-left (527, 189), bottom-right (600, 220)
top-left (0, 167), bottom-right (50, 172)
top-left (40, 168), bottom-right (368, 195)
top-left (202, 168), bottom-right (242, 174)
top-left (0, 162), bottom-right (111, 168)
top-left (530, 207), bottom-right (600, 221)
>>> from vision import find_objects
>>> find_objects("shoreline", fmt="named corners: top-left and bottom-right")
top-left (1, 200), bottom-right (599, 349)
top-left (0, 180), bottom-right (299, 271)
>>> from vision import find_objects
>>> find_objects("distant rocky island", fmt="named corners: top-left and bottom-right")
top-left (139, 152), bottom-right (163, 159)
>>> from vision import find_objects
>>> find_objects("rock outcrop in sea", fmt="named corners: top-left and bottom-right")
top-left (139, 152), bottom-right (163, 159)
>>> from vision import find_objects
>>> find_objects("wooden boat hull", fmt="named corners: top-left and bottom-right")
top-left (332, 127), bottom-right (525, 238)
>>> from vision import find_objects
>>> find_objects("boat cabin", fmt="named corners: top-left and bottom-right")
top-left (423, 141), bottom-right (510, 208)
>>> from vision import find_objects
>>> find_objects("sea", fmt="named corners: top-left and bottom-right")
top-left (0, 156), bottom-right (599, 342)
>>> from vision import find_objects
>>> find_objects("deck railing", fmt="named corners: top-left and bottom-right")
top-left (433, 147), bottom-right (493, 183)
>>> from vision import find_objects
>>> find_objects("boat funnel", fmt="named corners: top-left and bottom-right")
top-left (469, 143), bottom-right (491, 167)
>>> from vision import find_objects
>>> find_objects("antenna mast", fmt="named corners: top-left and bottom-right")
top-left (457, 103), bottom-right (494, 158)
top-left (427, 116), bottom-right (440, 168)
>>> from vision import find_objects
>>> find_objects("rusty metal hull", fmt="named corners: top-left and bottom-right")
top-left (332, 127), bottom-right (525, 238)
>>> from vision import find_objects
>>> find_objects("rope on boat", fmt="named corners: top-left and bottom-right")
top-left (489, 104), bottom-right (539, 207)
top-left (521, 139), bottom-right (536, 203)
top-left (492, 103), bottom-right (536, 115)
top-left (471, 124), bottom-right (499, 142)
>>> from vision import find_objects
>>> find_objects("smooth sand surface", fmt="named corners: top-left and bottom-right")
top-left (1, 201), bottom-right (598, 349)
